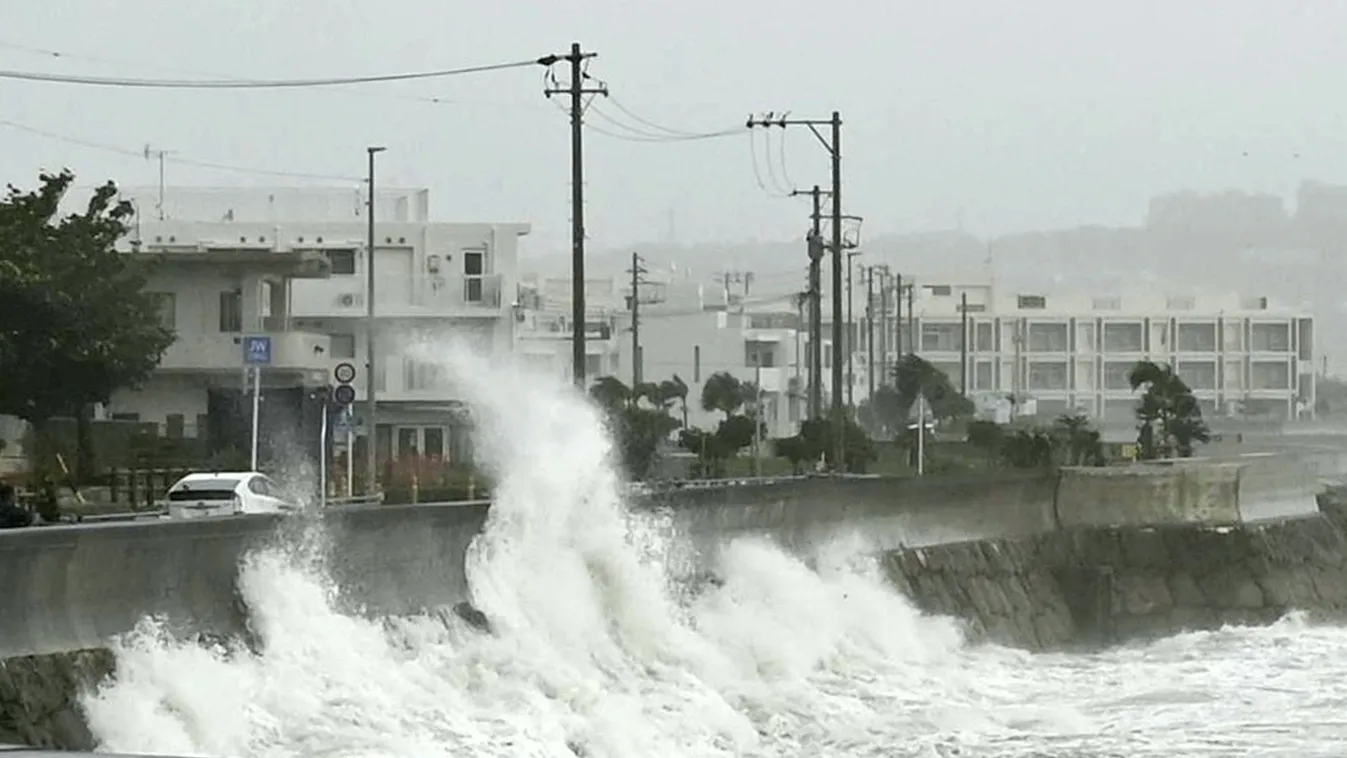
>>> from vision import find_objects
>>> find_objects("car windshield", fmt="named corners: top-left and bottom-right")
top-left (168, 478), bottom-right (240, 501)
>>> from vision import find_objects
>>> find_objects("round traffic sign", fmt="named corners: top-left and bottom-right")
top-left (333, 362), bottom-right (357, 384)
top-left (332, 384), bottom-right (358, 406)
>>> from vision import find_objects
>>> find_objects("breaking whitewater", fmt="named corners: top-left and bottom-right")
top-left (79, 350), bottom-right (1347, 757)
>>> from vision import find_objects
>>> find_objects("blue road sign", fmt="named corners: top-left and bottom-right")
top-left (243, 335), bottom-right (272, 366)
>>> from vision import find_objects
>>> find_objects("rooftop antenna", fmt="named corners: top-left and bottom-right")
top-left (143, 144), bottom-right (176, 221)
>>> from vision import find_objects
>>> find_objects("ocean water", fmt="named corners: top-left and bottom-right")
top-left (80, 349), bottom-right (1347, 757)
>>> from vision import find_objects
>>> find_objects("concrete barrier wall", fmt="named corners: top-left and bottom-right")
top-left (0, 474), bottom-right (1056, 659)
top-left (1234, 456), bottom-right (1321, 522)
top-left (1055, 463), bottom-right (1244, 528)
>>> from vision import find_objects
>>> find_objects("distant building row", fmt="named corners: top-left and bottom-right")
top-left (3, 186), bottom-right (1314, 471)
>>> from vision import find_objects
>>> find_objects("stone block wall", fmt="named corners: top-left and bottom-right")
top-left (0, 649), bottom-right (111, 749)
top-left (885, 489), bottom-right (1347, 650)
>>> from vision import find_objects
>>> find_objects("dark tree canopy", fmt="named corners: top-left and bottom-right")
top-left (1129, 360), bottom-right (1211, 459)
top-left (0, 171), bottom-right (175, 424)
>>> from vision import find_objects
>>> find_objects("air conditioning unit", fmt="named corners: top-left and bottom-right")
top-left (338, 293), bottom-right (361, 307)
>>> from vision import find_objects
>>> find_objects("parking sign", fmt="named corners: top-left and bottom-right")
top-left (243, 336), bottom-right (272, 366)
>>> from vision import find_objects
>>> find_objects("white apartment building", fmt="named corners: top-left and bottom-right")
top-left (96, 186), bottom-right (528, 466)
top-left (890, 279), bottom-right (1315, 422)
top-left (620, 288), bottom-right (808, 439)
top-left (514, 275), bottom-right (624, 382)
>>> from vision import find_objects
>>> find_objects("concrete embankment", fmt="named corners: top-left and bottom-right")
top-left (887, 488), bottom-right (1347, 650)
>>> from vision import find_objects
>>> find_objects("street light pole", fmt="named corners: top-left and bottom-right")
top-left (364, 146), bottom-right (386, 497)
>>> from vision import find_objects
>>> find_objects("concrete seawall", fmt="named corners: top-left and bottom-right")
top-left (0, 473), bottom-right (1059, 660)
top-left (887, 490), bottom-right (1347, 650)
top-left (1054, 455), bottom-right (1319, 529)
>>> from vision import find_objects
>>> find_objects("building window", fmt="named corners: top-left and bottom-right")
top-left (463, 248), bottom-right (485, 303)
top-left (1175, 361), bottom-right (1216, 390)
top-left (1026, 361), bottom-right (1068, 390)
top-left (330, 333), bottom-right (356, 359)
top-left (165, 414), bottom-right (185, 439)
top-left (1241, 296), bottom-right (1269, 311)
top-left (1092, 296), bottom-right (1121, 311)
top-left (1103, 361), bottom-right (1134, 390)
top-left (745, 342), bottom-right (776, 367)
top-left (920, 322), bottom-right (963, 352)
top-left (927, 284), bottom-right (951, 296)
top-left (1026, 322), bottom-right (1069, 352)
top-left (1250, 322), bottom-right (1291, 352)
top-left (404, 358), bottom-right (448, 391)
top-left (1102, 322), bottom-right (1143, 353)
top-left (1017, 295), bottom-right (1047, 310)
top-left (1176, 323), bottom-right (1217, 352)
top-left (327, 249), bottom-right (357, 275)
top-left (974, 360), bottom-right (993, 390)
top-left (1166, 296), bottom-right (1195, 311)
top-left (219, 290), bottom-right (242, 332)
top-left (1250, 360), bottom-right (1290, 390)
top-left (975, 322), bottom-right (994, 352)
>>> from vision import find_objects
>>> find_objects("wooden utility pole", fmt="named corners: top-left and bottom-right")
top-left (866, 266), bottom-right (876, 401)
top-left (960, 291), bottom-right (970, 395)
top-left (544, 42), bottom-right (607, 388)
top-left (751, 112), bottom-right (846, 468)
top-left (629, 252), bottom-right (647, 388)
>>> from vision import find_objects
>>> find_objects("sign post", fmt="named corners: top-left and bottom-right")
top-left (331, 362), bottom-right (358, 500)
top-left (243, 336), bottom-right (272, 472)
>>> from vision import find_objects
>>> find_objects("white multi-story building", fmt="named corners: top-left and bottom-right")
top-left (98, 186), bottom-right (528, 466)
top-left (514, 275), bottom-right (624, 382)
top-left (621, 287), bottom-right (808, 439)
top-left (887, 278), bottom-right (1315, 422)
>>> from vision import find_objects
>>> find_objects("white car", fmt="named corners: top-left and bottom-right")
top-left (165, 471), bottom-right (299, 519)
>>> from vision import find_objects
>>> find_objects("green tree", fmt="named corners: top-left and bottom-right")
top-left (589, 375), bottom-right (680, 479)
top-left (891, 354), bottom-right (975, 424)
top-left (0, 172), bottom-right (175, 477)
top-left (1051, 412), bottom-right (1105, 466)
top-left (1129, 360), bottom-right (1211, 459)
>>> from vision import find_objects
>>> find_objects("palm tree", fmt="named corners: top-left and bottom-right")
top-left (1128, 360), bottom-right (1211, 459)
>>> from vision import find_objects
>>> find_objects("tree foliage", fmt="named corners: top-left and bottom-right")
top-left (966, 412), bottom-right (1105, 469)
top-left (588, 375), bottom-right (680, 479)
top-left (1129, 360), bottom-right (1211, 459)
top-left (860, 355), bottom-right (974, 437)
top-left (0, 171), bottom-right (175, 431)
top-left (678, 372), bottom-right (766, 477)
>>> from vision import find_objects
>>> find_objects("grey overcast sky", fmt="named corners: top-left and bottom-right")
top-left (3, 1), bottom-right (1344, 260)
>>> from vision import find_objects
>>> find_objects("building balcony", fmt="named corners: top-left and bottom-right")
top-left (291, 273), bottom-right (507, 318)
top-left (158, 331), bottom-right (331, 373)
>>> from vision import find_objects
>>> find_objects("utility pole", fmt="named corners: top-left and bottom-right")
top-left (790, 185), bottom-right (827, 420)
top-left (866, 267), bottom-right (876, 401)
top-left (895, 273), bottom-right (904, 359)
top-left (544, 42), bottom-right (608, 388)
top-left (751, 112), bottom-right (846, 469)
top-left (364, 145), bottom-right (385, 497)
top-left (960, 291), bottom-right (970, 396)
top-left (907, 283), bottom-right (916, 355)
top-left (629, 252), bottom-right (647, 388)
top-left (846, 249), bottom-right (862, 412)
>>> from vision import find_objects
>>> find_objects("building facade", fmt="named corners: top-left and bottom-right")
top-left (893, 280), bottom-right (1315, 422)
top-left (514, 276), bottom-right (624, 383)
top-left (623, 291), bottom-right (808, 439)
top-left (98, 187), bottom-right (528, 468)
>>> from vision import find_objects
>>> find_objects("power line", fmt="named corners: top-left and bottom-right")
top-left (0, 37), bottom-right (542, 111)
top-left (0, 117), bottom-right (362, 182)
top-left (0, 57), bottom-right (545, 89)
